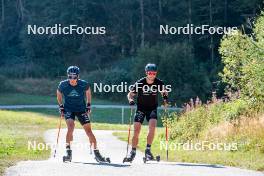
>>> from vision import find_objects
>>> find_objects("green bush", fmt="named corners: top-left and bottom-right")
top-left (165, 99), bottom-right (250, 142)
top-left (219, 12), bottom-right (264, 105)
top-left (222, 99), bottom-right (248, 121)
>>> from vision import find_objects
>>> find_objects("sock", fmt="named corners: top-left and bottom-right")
top-left (66, 144), bottom-right (71, 150)
top-left (132, 147), bottom-right (136, 153)
top-left (146, 144), bottom-right (151, 150)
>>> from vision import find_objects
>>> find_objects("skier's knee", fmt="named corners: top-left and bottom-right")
top-left (67, 121), bottom-right (75, 131)
top-left (134, 122), bottom-right (141, 135)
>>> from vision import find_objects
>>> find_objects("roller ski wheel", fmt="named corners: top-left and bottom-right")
top-left (63, 149), bottom-right (72, 162)
top-left (143, 155), bottom-right (160, 163)
top-left (94, 156), bottom-right (111, 163)
top-left (123, 150), bottom-right (136, 163)
top-left (123, 157), bottom-right (133, 163)
top-left (156, 155), bottom-right (161, 162)
top-left (94, 150), bottom-right (111, 163)
top-left (63, 156), bottom-right (72, 162)
top-left (143, 149), bottom-right (160, 163)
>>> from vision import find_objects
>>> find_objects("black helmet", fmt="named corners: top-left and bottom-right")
top-left (145, 63), bottom-right (157, 72)
top-left (67, 66), bottom-right (80, 75)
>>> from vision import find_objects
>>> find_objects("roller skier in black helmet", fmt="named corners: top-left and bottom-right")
top-left (123, 63), bottom-right (168, 163)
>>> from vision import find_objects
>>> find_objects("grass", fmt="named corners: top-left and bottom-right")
top-left (0, 110), bottom-right (56, 175)
top-left (0, 106), bottom-right (175, 175)
top-left (0, 93), bottom-right (57, 105)
top-left (113, 100), bottom-right (264, 171)
top-left (0, 109), bottom-right (128, 176)
top-left (9, 108), bottom-right (169, 127)
top-left (0, 93), bottom-right (121, 105)
top-left (113, 128), bottom-right (264, 171)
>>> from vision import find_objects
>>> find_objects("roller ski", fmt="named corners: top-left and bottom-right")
top-left (143, 149), bottom-right (160, 163)
top-left (94, 150), bottom-right (111, 163)
top-left (63, 149), bottom-right (72, 162)
top-left (123, 150), bottom-right (136, 163)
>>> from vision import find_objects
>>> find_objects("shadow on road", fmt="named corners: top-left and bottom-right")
top-left (145, 162), bottom-right (225, 168)
top-left (176, 163), bottom-right (225, 168)
top-left (71, 161), bottom-right (131, 168)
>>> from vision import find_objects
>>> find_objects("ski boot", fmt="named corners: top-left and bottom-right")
top-left (94, 149), bottom-right (111, 163)
top-left (123, 150), bottom-right (136, 163)
top-left (143, 149), bottom-right (160, 163)
top-left (63, 149), bottom-right (72, 162)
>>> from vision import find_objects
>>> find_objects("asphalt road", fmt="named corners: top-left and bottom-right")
top-left (5, 129), bottom-right (264, 176)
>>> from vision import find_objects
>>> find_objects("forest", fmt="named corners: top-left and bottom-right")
top-left (0, 0), bottom-right (263, 104)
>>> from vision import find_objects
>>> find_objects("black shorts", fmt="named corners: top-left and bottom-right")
top-left (64, 111), bottom-right (90, 125)
top-left (134, 109), bottom-right (157, 124)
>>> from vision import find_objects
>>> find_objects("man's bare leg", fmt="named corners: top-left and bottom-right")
top-left (145, 119), bottom-right (157, 159)
top-left (63, 119), bottom-right (75, 161)
top-left (83, 123), bottom-right (97, 149)
top-left (83, 123), bottom-right (110, 162)
top-left (132, 122), bottom-right (142, 149)
top-left (147, 119), bottom-right (157, 146)
top-left (123, 122), bottom-right (142, 162)
top-left (66, 119), bottom-right (75, 147)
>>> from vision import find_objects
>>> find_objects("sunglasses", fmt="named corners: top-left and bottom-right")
top-left (68, 75), bottom-right (78, 80)
top-left (147, 71), bottom-right (157, 76)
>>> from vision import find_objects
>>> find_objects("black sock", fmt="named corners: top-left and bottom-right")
top-left (66, 145), bottom-right (71, 150)
top-left (132, 147), bottom-right (136, 152)
top-left (146, 144), bottom-right (151, 150)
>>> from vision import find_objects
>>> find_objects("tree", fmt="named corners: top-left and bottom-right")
top-left (219, 12), bottom-right (264, 104)
top-left (132, 43), bottom-right (212, 104)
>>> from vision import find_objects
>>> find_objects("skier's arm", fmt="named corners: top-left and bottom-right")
top-left (57, 89), bottom-right (64, 116)
top-left (57, 90), bottom-right (63, 106)
top-left (86, 87), bottom-right (91, 104)
top-left (127, 81), bottom-right (139, 105)
top-left (85, 87), bottom-right (92, 113)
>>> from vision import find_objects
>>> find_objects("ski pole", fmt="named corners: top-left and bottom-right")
top-left (54, 113), bottom-right (63, 158)
top-left (125, 106), bottom-right (134, 157)
top-left (164, 102), bottom-right (169, 161)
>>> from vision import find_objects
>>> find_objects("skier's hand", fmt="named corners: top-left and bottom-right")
top-left (59, 104), bottom-right (64, 116)
top-left (162, 95), bottom-right (169, 106)
top-left (129, 100), bottom-right (135, 106)
top-left (85, 103), bottom-right (91, 114)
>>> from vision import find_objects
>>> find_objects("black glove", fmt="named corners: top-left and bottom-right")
top-left (59, 104), bottom-right (64, 114)
top-left (85, 103), bottom-right (91, 113)
top-left (129, 100), bottom-right (135, 106)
